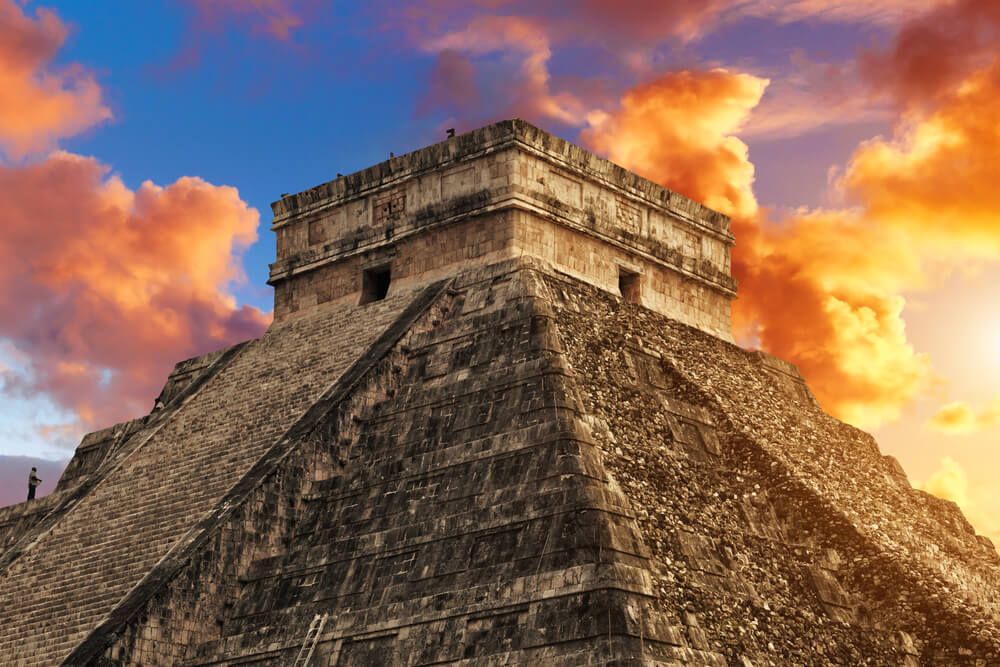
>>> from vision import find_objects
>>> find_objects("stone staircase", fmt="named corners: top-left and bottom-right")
top-left (0, 288), bottom-right (422, 666)
top-left (184, 265), bottom-right (699, 666)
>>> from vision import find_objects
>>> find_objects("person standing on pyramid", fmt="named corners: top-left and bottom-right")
top-left (27, 467), bottom-right (41, 501)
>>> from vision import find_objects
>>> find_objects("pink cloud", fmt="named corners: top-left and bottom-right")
top-left (181, 0), bottom-right (306, 40)
top-left (421, 15), bottom-right (590, 126)
top-left (0, 151), bottom-right (269, 434)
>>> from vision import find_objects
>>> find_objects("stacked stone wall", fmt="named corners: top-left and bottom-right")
top-left (273, 212), bottom-right (516, 320)
top-left (511, 149), bottom-right (732, 281)
top-left (513, 209), bottom-right (732, 340)
top-left (268, 119), bottom-right (735, 340)
top-left (0, 286), bottom-right (423, 665)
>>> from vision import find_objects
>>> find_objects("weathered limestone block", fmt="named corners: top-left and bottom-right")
top-left (268, 119), bottom-right (736, 340)
top-left (2, 121), bottom-right (997, 666)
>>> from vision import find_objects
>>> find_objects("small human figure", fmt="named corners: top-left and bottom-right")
top-left (27, 467), bottom-right (41, 501)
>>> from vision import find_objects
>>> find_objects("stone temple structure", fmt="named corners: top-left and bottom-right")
top-left (1, 119), bottom-right (999, 666)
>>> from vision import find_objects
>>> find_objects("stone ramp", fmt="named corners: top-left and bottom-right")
top-left (0, 287), bottom-right (423, 666)
top-left (183, 262), bottom-right (727, 666)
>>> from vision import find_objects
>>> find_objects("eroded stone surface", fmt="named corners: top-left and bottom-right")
top-left (534, 268), bottom-right (1000, 664)
top-left (1, 121), bottom-right (997, 666)
top-left (268, 119), bottom-right (735, 340)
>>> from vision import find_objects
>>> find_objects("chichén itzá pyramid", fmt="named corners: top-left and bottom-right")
top-left (1, 119), bottom-right (999, 665)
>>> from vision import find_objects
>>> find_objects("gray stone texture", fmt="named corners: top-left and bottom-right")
top-left (0, 121), bottom-right (998, 665)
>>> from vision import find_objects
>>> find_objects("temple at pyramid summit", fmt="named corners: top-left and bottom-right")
top-left (2, 119), bottom-right (999, 665)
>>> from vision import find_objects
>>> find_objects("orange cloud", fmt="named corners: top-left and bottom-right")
top-left (739, 51), bottom-right (1000, 425)
top-left (731, 206), bottom-right (933, 427)
top-left (0, 151), bottom-right (269, 435)
top-left (842, 63), bottom-right (1000, 259)
top-left (0, 0), bottom-right (111, 158)
top-left (582, 69), bottom-right (766, 221)
top-left (920, 457), bottom-right (1000, 547)
top-left (735, 61), bottom-right (1000, 425)
top-left (580, 68), bottom-right (933, 427)
top-left (922, 456), bottom-right (970, 505)
top-left (929, 397), bottom-right (1000, 434)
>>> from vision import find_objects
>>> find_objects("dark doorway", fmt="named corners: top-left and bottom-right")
top-left (618, 268), bottom-right (641, 304)
top-left (361, 265), bottom-right (391, 304)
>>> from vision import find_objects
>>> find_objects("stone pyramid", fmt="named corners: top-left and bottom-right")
top-left (1, 120), bottom-right (998, 666)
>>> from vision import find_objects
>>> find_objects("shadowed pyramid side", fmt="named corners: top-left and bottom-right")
top-left (176, 260), bottom-right (717, 666)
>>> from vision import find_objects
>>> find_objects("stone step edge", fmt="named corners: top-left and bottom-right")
top-left (62, 278), bottom-right (452, 666)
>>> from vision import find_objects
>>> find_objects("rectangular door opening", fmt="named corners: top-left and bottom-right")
top-left (361, 265), bottom-right (391, 304)
top-left (618, 268), bottom-right (641, 304)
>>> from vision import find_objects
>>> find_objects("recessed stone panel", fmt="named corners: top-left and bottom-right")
top-left (548, 168), bottom-right (583, 208)
top-left (441, 165), bottom-right (477, 198)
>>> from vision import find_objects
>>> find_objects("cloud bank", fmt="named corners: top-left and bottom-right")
top-left (0, 1), bottom-right (269, 450)
top-left (0, 152), bottom-right (268, 431)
